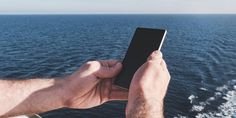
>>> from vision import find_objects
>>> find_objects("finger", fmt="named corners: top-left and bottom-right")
top-left (160, 59), bottom-right (168, 71)
top-left (112, 85), bottom-right (128, 91)
top-left (147, 50), bottom-right (163, 64)
top-left (95, 61), bottom-right (122, 79)
top-left (109, 85), bottom-right (128, 101)
top-left (160, 59), bottom-right (171, 80)
top-left (100, 60), bottom-right (120, 67)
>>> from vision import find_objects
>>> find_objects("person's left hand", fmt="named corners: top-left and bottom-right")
top-left (62, 60), bottom-right (128, 109)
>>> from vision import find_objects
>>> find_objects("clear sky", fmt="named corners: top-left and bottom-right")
top-left (0, 0), bottom-right (235, 14)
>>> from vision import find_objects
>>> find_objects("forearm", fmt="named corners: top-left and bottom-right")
top-left (126, 93), bottom-right (164, 118)
top-left (0, 78), bottom-right (67, 117)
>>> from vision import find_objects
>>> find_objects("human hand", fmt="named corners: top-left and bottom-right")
top-left (62, 60), bottom-right (128, 109)
top-left (126, 51), bottom-right (171, 118)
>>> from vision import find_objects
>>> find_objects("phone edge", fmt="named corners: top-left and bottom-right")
top-left (158, 30), bottom-right (167, 51)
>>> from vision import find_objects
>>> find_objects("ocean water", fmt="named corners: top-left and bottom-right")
top-left (0, 15), bottom-right (235, 118)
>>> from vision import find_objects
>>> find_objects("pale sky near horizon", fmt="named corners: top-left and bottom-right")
top-left (0, 0), bottom-right (235, 14)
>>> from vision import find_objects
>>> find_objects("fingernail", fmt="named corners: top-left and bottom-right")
top-left (154, 50), bottom-right (162, 58)
top-left (154, 50), bottom-right (160, 54)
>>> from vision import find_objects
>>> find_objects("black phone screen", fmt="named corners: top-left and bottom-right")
top-left (114, 27), bottom-right (167, 89)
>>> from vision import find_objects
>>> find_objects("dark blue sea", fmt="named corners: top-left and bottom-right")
top-left (0, 15), bottom-right (235, 118)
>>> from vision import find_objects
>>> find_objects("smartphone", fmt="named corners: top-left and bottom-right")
top-left (114, 27), bottom-right (167, 89)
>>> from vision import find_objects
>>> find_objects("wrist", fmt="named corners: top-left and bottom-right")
top-left (53, 77), bottom-right (71, 108)
top-left (126, 92), bottom-right (164, 118)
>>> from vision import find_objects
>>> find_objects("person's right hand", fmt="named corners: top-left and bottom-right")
top-left (126, 51), bottom-right (171, 118)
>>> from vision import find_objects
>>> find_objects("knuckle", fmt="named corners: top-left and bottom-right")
top-left (166, 70), bottom-right (171, 79)
top-left (146, 61), bottom-right (161, 70)
top-left (83, 61), bottom-right (100, 70)
top-left (138, 82), bottom-right (152, 93)
top-left (85, 61), bottom-right (96, 65)
top-left (146, 60), bottom-right (154, 65)
top-left (135, 78), bottom-right (150, 91)
top-left (145, 61), bottom-right (155, 68)
top-left (168, 73), bottom-right (171, 80)
top-left (139, 82), bottom-right (149, 90)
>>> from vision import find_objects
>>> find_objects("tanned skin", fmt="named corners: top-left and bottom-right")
top-left (126, 51), bottom-right (170, 118)
top-left (0, 51), bottom-right (170, 118)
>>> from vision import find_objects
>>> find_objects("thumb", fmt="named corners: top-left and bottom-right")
top-left (95, 61), bottom-right (122, 79)
top-left (147, 50), bottom-right (163, 63)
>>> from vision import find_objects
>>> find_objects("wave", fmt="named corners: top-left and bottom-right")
top-left (176, 80), bottom-right (236, 118)
top-left (196, 89), bottom-right (236, 117)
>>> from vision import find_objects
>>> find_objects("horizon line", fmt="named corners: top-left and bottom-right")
top-left (0, 13), bottom-right (236, 15)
